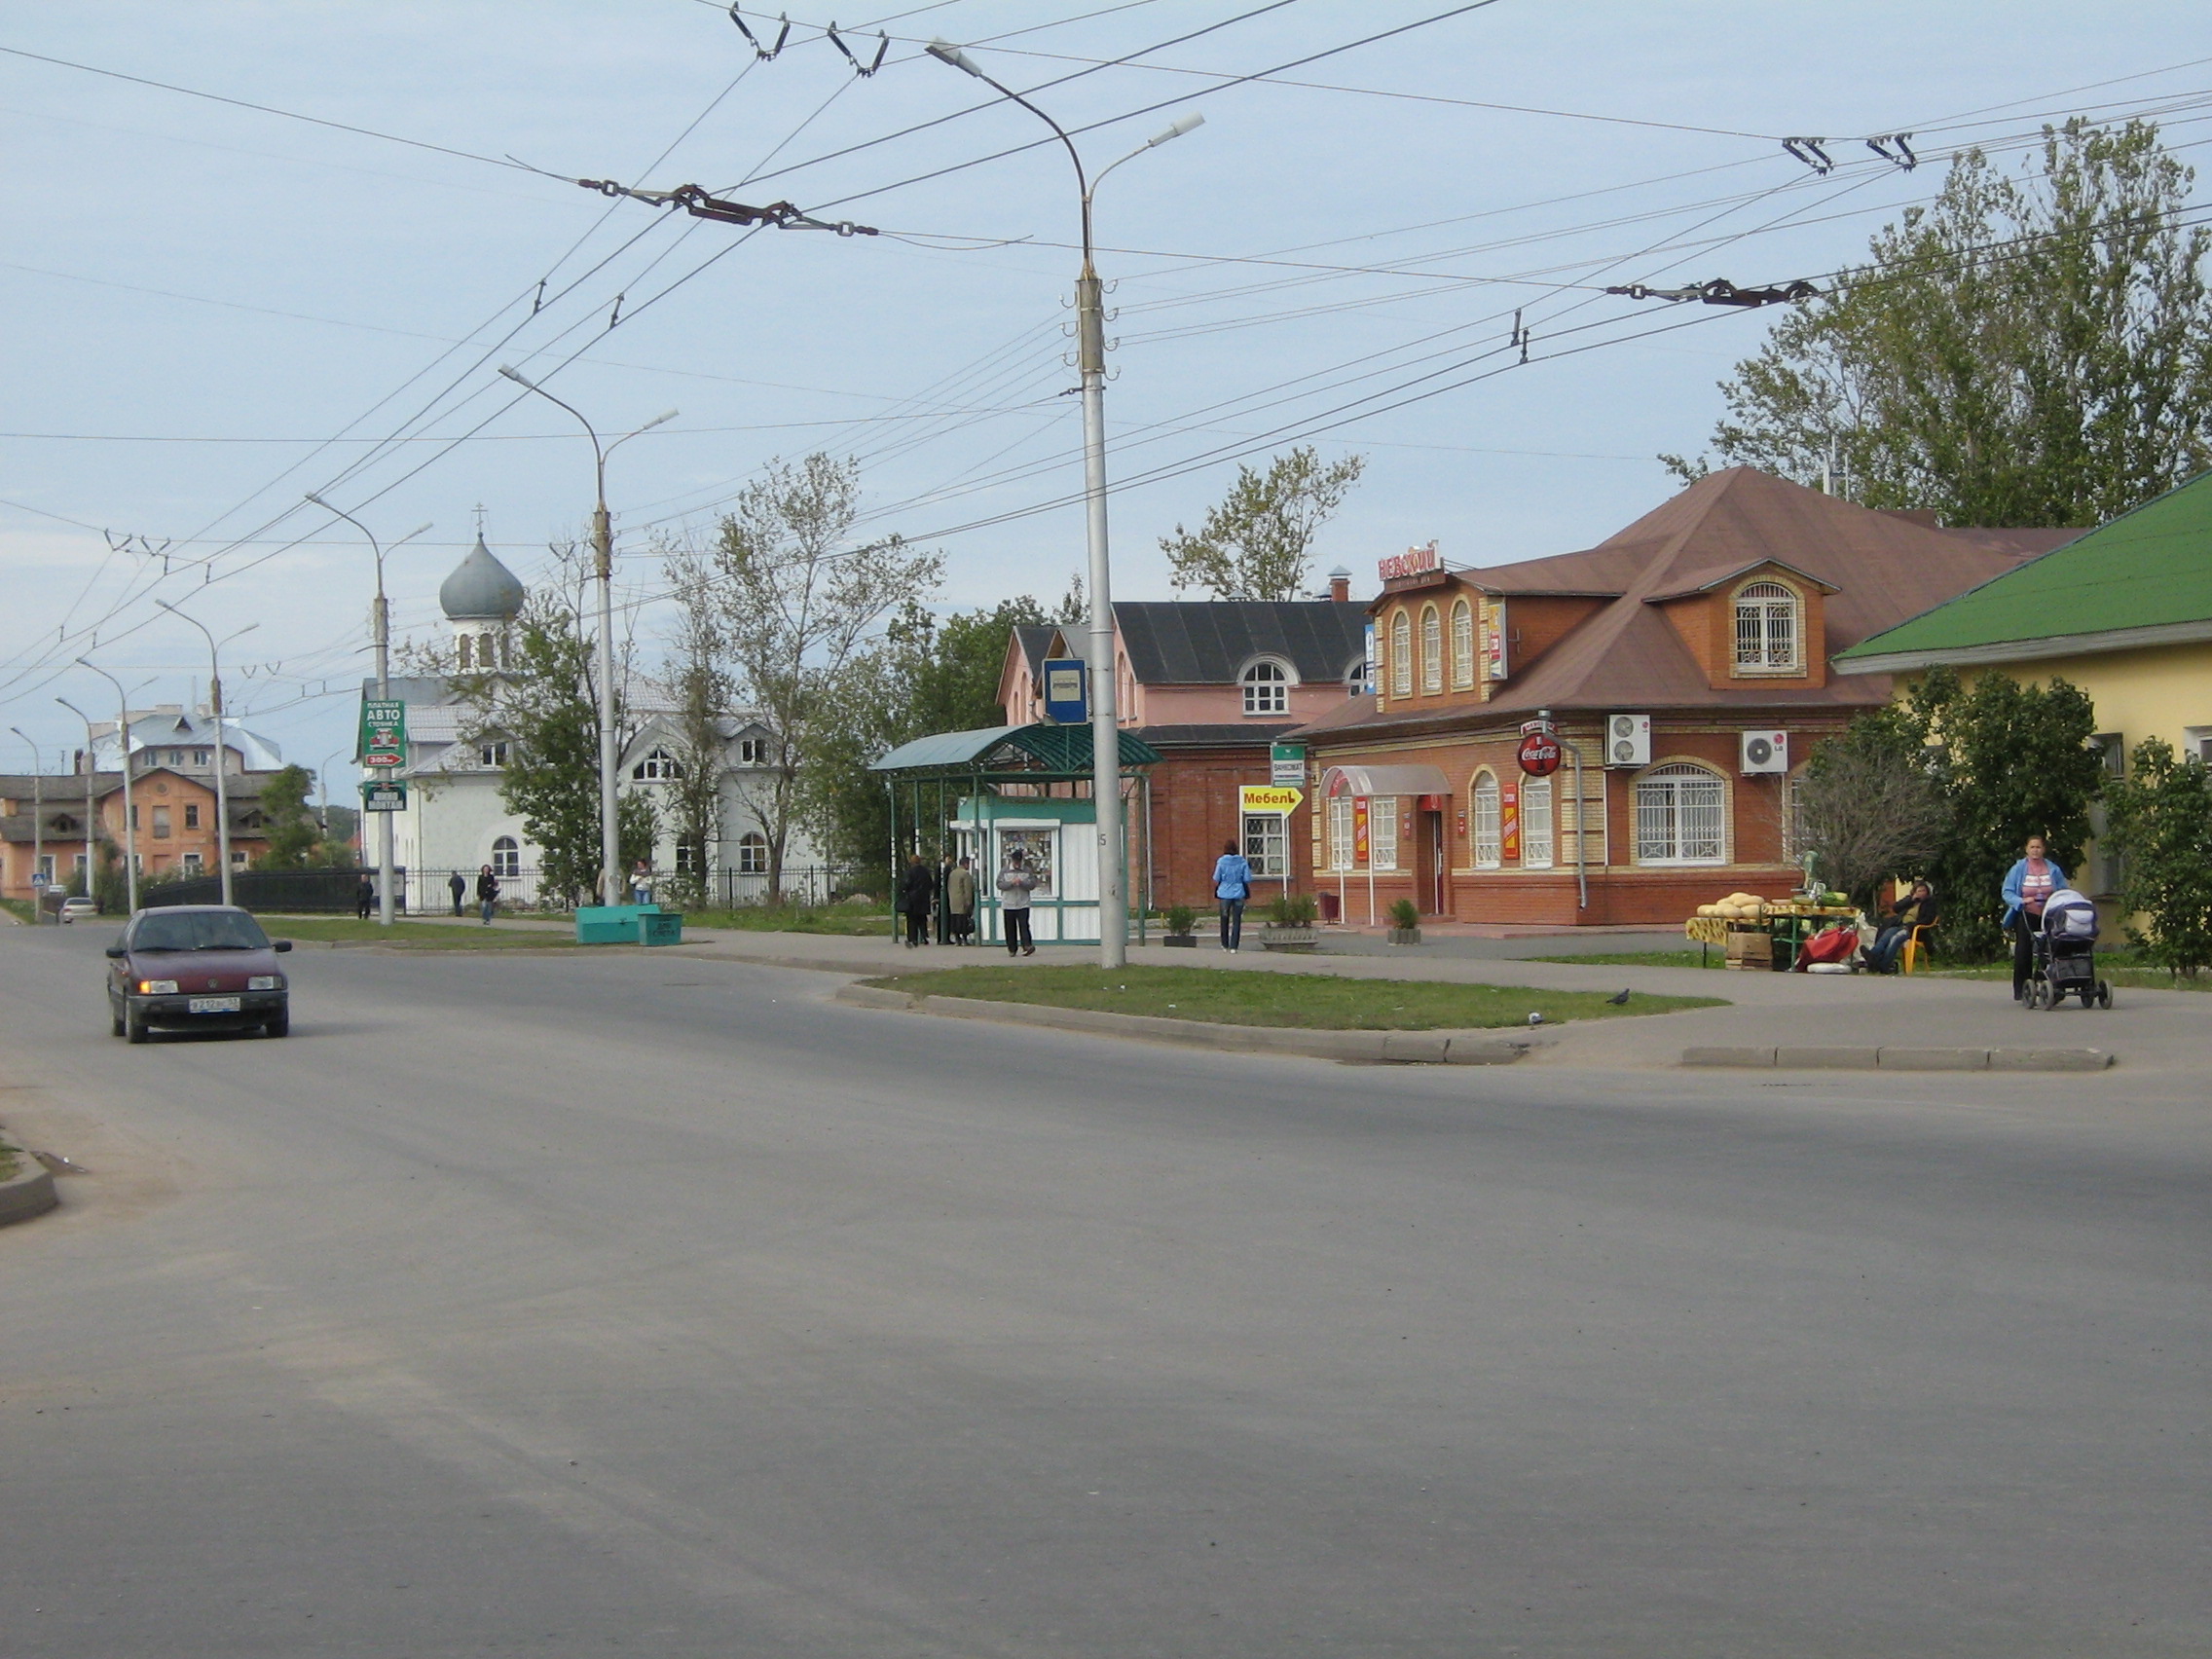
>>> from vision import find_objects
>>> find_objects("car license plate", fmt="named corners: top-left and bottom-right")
top-left (188, 996), bottom-right (241, 1014)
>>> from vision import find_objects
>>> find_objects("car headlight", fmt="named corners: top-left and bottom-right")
top-left (248, 976), bottom-right (280, 991)
top-left (137, 979), bottom-right (178, 995)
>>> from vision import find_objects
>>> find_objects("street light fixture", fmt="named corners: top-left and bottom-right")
top-left (496, 364), bottom-right (677, 908)
top-left (156, 603), bottom-right (258, 907)
top-left (305, 496), bottom-right (432, 926)
top-left (73, 661), bottom-right (156, 914)
top-left (10, 727), bottom-right (45, 919)
top-left (927, 39), bottom-right (1203, 968)
top-left (55, 698), bottom-right (99, 910)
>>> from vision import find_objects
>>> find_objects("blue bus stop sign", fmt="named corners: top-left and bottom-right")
top-left (1041, 657), bottom-right (1088, 724)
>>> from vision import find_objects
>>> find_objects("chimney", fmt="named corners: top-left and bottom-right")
top-left (1327, 566), bottom-right (1351, 604)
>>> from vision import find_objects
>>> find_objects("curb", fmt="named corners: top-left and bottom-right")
top-left (1681, 1045), bottom-right (2114, 1072)
top-left (834, 983), bottom-right (1537, 1065)
top-left (0, 1148), bottom-right (58, 1228)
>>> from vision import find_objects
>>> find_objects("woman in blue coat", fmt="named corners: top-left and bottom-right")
top-left (2000, 834), bottom-right (2065, 1001)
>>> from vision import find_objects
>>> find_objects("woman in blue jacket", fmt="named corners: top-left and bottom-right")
top-left (2000, 834), bottom-right (2064, 1001)
top-left (1212, 839), bottom-right (1253, 953)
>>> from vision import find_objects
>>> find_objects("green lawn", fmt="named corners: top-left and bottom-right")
top-left (1529, 948), bottom-right (1723, 971)
top-left (683, 903), bottom-right (896, 937)
top-left (1925, 960), bottom-right (2211, 992)
top-left (865, 964), bottom-right (1723, 1030)
top-left (263, 916), bottom-right (584, 949)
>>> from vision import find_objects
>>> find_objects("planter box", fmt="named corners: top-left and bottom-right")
top-left (1260, 925), bottom-right (1319, 953)
top-left (1161, 934), bottom-right (1198, 949)
top-left (1388, 926), bottom-right (1422, 945)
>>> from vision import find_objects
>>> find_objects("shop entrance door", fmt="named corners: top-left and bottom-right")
top-left (1422, 808), bottom-right (1446, 914)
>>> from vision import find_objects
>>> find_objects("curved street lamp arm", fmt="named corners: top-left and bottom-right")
top-left (927, 43), bottom-right (1091, 261)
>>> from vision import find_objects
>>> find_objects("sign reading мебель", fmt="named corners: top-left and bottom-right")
top-left (361, 779), bottom-right (409, 813)
top-left (1239, 785), bottom-right (1303, 815)
top-left (1040, 658), bottom-right (1088, 724)
top-left (1270, 742), bottom-right (1306, 786)
top-left (359, 699), bottom-right (408, 769)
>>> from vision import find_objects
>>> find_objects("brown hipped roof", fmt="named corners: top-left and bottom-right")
top-left (1310, 467), bottom-right (2056, 738)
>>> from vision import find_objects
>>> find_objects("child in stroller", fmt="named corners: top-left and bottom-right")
top-left (2024, 888), bottom-right (2114, 1010)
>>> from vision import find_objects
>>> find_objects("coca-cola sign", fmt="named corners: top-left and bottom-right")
top-left (1517, 730), bottom-right (1563, 777)
top-left (1377, 540), bottom-right (1440, 582)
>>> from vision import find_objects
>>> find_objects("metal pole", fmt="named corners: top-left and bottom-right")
top-left (1567, 736), bottom-right (1588, 910)
top-left (58, 700), bottom-right (94, 905)
top-left (76, 663), bottom-right (140, 913)
top-left (156, 606), bottom-right (255, 907)
top-left (11, 729), bottom-right (43, 918)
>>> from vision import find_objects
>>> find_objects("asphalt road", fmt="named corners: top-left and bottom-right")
top-left (1, 922), bottom-right (2204, 1657)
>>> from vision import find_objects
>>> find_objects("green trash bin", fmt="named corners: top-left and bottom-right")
top-left (640, 911), bottom-right (683, 946)
top-left (576, 904), bottom-right (649, 944)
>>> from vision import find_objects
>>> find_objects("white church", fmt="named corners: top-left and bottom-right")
top-left (371, 532), bottom-right (823, 910)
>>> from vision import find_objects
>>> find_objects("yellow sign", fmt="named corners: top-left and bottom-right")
top-left (1239, 785), bottom-right (1303, 814)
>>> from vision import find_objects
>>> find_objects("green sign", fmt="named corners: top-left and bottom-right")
top-left (361, 779), bottom-right (408, 813)
top-left (360, 698), bottom-right (408, 771)
top-left (1271, 742), bottom-right (1307, 786)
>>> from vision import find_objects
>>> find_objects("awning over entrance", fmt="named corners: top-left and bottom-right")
top-left (1320, 762), bottom-right (1450, 797)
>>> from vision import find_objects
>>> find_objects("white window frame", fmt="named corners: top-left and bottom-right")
top-left (738, 737), bottom-right (769, 766)
top-left (1242, 812), bottom-right (1287, 878)
top-left (632, 747), bottom-right (683, 782)
top-left (478, 740), bottom-right (510, 769)
top-left (1450, 600), bottom-right (1476, 689)
top-left (1327, 794), bottom-right (1355, 872)
top-left (1240, 659), bottom-right (1290, 717)
top-left (1471, 771), bottom-right (1501, 868)
top-left (737, 831), bottom-right (769, 875)
top-left (1520, 776), bottom-right (1554, 869)
top-left (1419, 606), bottom-right (1443, 694)
top-left (491, 836), bottom-right (522, 878)
top-left (1634, 762), bottom-right (1728, 866)
top-left (1733, 580), bottom-right (1802, 674)
top-left (1369, 796), bottom-right (1399, 871)
top-left (1389, 611), bottom-right (1413, 698)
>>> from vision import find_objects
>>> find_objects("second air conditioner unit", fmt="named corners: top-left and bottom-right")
top-left (1741, 729), bottom-right (1789, 774)
top-left (1606, 713), bottom-right (1651, 767)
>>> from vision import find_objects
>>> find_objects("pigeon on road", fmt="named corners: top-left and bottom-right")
top-left (1605, 987), bottom-right (1632, 1005)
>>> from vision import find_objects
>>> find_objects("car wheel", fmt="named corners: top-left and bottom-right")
top-left (125, 1004), bottom-right (150, 1045)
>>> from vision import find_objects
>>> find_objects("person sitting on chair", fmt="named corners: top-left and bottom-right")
top-left (1864, 879), bottom-right (1936, 975)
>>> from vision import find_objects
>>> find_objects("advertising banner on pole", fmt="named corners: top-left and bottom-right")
top-left (359, 699), bottom-right (408, 770)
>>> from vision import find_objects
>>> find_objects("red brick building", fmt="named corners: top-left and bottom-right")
top-left (1295, 469), bottom-right (2073, 927)
top-left (1, 767), bottom-right (275, 903)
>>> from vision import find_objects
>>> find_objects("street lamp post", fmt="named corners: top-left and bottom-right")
top-left (55, 698), bottom-right (97, 908)
top-left (11, 727), bottom-right (44, 919)
top-left (927, 39), bottom-right (1201, 968)
top-left (306, 497), bottom-right (431, 927)
top-left (156, 603), bottom-right (257, 907)
top-left (74, 661), bottom-right (152, 914)
top-left (495, 367), bottom-right (675, 908)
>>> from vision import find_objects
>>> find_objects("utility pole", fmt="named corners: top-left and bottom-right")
top-left (74, 662), bottom-right (146, 913)
top-left (11, 728), bottom-right (44, 919)
top-left (157, 603), bottom-right (256, 907)
top-left (927, 38), bottom-right (1201, 967)
top-left (56, 699), bottom-right (97, 908)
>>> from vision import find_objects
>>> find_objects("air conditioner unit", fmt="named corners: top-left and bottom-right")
top-left (1605, 713), bottom-right (1651, 767)
top-left (1741, 729), bottom-right (1789, 774)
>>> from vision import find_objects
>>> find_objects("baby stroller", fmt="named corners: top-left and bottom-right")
top-left (2025, 888), bottom-right (2114, 1010)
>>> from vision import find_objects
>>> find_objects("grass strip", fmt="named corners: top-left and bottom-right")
top-left (0, 1143), bottom-right (18, 1183)
top-left (263, 916), bottom-right (583, 949)
top-left (683, 904), bottom-right (894, 937)
top-left (1528, 948), bottom-right (1723, 970)
top-left (865, 964), bottom-right (1721, 1030)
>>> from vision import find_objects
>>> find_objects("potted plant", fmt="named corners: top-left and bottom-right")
top-left (1161, 903), bottom-right (1198, 948)
top-left (1387, 897), bottom-right (1422, 945)
top-left (1260, 891), bottom-right (1320, 952)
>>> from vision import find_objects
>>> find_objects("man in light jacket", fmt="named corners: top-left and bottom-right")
top-left (1212, 838), bottom-right (1253, 953)
top-left (998, 848), bottom-right (1037, 957)
top-left (944, 856), bottom-right (978, 944)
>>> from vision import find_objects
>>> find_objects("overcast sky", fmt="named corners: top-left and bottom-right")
top-left (3, 1), bottom-right (2205, 783)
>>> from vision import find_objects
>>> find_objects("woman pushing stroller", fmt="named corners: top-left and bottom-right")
top-left (2001, 834), bottom-right (2065, 1002)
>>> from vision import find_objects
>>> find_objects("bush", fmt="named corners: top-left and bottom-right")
top-left (2102, 737), bottom-right (2212, 977)
top-left (1388, 898), bottom-right (1420, 930)
top-left (1163, 903), bottom-right (1198, 936)
top-left (1266, 891), bottom-right (1318, 927)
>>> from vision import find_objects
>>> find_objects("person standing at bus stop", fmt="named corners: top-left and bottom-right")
top-left (1213, 838), bottom-right (1253, 953)
top-left (998, 847), bottom-right (1037, 957)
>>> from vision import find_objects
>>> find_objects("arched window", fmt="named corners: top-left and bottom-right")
top-left (632, 747), bottom-right (683, 782)
top-left (737, 831), bottom-right (769, 875)
top-left (1344, 653), bottom-right (1371, 696)
top-left (1451, 599), bottom-right (1476, 689)
top-left (1470, 771), bottom-right (1501, 868)
top-left (1521, 777), bottom-right (1554, 869)
top-left (1634, 762), bottom-right (1727, 865)
top-left (1389, 609), bottom-right (1413, 698)
top-left (491, 835), bottom-right (521, 878)
top-left (1734, 580), bottom-right (1801, 672)
top-left (1419, 606), bottom-right (1443, 694)
top-left (1240, 660), bottom-right (1289, 717)
top-left (457, 635), bottom-right (473, 670)
top-left (479, 632), bottom-right (498, 672)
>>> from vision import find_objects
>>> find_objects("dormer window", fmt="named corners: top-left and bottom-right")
top-left (478, 741), bottom-right (510, 769)
top-left (632, 748), bottom-right (683, 782)
top-left (1734, 580), bottom-right (1802, 673)
top-left (1240, 660), bottom-right (1289, 717)
top-left (738, 737), bottom-right (768, 766)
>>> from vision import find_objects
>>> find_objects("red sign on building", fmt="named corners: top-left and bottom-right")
top-left (1517, 730), bottom-right (1563, 777)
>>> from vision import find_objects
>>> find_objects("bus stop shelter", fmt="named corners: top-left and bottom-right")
top-left (870, 722), bottom-right (1161, 945)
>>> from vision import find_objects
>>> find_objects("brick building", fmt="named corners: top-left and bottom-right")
top-left (0, 766), bottom-right (274, 903)
top-left (1295, 468), bottom-right (2073, 927)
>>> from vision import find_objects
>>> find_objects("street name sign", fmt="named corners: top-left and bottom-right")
top-left (361, 779), bottom-right (408, 813)
top-left (1270, 742), bottom-right (1306, 786)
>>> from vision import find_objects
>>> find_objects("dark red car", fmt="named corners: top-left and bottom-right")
top-left (105, 905), bottom-right (294, 1043)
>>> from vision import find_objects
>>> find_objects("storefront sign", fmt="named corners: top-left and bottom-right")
top-left (359, 699), bottom-right (408, 769)
top-left (1352, 796), bottom-right (1370, 866)
top-left (1270, 742), bottom-right (1307, 786)
top-left (1040, 658), bottom-right (1088, 724)
top-left (1500, 779), bottom-right (1521, 862)
top-left (1517, 730), bottom-right (1563, 777)
top-left (1482, 599), bottom-right (1509, 682)
top-left (1239, 785), bottom-right (1303, 815)
top-left (1377, 540), bottom-right (1441, 582)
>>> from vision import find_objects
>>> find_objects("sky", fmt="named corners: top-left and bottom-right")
top-left (3, 0), bottom-right (2206, 789)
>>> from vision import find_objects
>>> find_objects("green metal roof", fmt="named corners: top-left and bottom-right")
top-left (869, 722), bottom-right (1161, 774)
top-left (1837, 470), bottom-right (2212, 665)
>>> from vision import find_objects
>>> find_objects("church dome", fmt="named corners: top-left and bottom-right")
top-left (438, 534), bottom-right (527, 621)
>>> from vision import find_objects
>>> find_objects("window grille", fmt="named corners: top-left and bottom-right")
top-left (1780, 774), bottom-right (1809, 863)
top-left (1635, 763), bottom-right (1726, 864)
top-left (1389, 611), bottom-right (1413, 698)
top-left (1369, 797), bottom-right (1399, 871)
top-left (1420, 608), bottom-right (1443, 694)
top-left (1240, 661), bottom-right (1288, 717)
top-left (1471, 772), bottom-right (1501, 867)
top-left (491, 836), bottom-right (522, 878)
top-left (1242, 812), bottom-right (1287, 877)
top-left (1451, 601), bottom-right (1475, 689)
top-left (1327, 794), bottom-right (1355, 871)
top-left (1521, 778), bottom-right (1554, 868)
top-left (1734, 581), bottom-right (1800, 671)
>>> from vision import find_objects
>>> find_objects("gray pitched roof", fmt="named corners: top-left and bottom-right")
top-left (1113, 601), bottom-right (1367, 685)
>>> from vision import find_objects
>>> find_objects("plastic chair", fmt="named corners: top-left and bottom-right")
top-left (1899, 923), bottom-right (1935, 976)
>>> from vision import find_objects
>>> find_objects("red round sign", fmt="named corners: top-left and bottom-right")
top-left (1517, 731), bottom-right (1563, 777)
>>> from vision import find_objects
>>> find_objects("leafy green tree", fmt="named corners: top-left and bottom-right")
top-left (1903, 667), bottom-right (2105, 957)
top-left (252, 764), bottom-right (324, 868)
top-left (1794, 707), bottom-right (1947, 911)
top-left (1672, 120), bottom-right (2212, 527)
top-left (1161, 446), bottom-right (1366, 599)
top-left (2101, 737), bottom-right (2212, 977)
top-left (656, 539), bottom-right (734, 910)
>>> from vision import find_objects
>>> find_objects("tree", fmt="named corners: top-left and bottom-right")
top-left (1161, 446), bottom-right (1366, 599)
top-left (466, 544), bottom-right (654, 906)
top-left (1904, 667), bottom-right (2105, 958)
top-left (253, 764), bottom-right (324, 868)
top-left (1794, 708), bottom-right (1947, 910)
top-left (657, 539), bottom-right (734, 910)
top-left (708, 454), bottom-right (940, 900)
top-left (2101, 737), bottom-right (2212, 977)
top-left (1674, 120), bottom-right (2212, 527)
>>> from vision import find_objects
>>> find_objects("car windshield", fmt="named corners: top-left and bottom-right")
top-left (130, 911), bottom-right (271, 952)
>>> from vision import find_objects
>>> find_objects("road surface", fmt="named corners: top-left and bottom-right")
top-left (1, 922), bottom-right (2204, 1655)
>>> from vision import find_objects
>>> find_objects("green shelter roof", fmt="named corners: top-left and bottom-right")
top-left (1837, 470), bottom-right (2212, 669)
top-left (869, 722), bottom-right (1161, 775)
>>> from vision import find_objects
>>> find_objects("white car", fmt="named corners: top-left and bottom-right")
top-left (59, 897), bottom-right (98, 924)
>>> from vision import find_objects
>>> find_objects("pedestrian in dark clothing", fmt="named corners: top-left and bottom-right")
top-left (899, 854), bottom-right (936, 947)
top-left (998, 848), bottom-right (1037, 956)
top-left (937, 856), bottom-right (956, 943)
top-left (355, 874), bottom-right (375, 922)
top-left (447, 870), bottom-right (467, 917)
top-left (1864, 880), bottom-right (1937, 975)
top-left (944, 856), bottom-right (978, 943)
top-left (1212, 838), bottom-right (1253, 952)
top-left (475, 864), bottom-right (499, 926)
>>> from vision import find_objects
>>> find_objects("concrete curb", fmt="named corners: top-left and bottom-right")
top-left (832, 983), bottom-right (1537, 1065)
top-left (1681, 1045), bottom-right (2114, 1072)
top-left (0, 1147), bottom-right (58, 1228)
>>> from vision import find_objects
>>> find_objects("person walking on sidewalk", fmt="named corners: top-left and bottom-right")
top-left (899, 853), bottom-right (936, 948)
top-left (998, 847), bottom-right (1038, 956)
top-left (475, 863), bottom-right (500, 926)
top-left (1212, 838), bottom-right (1253, 953)
top-left (944, 856), bottom-right (977, 944)
top-left (447, 870), bottom-right (467, 917)
top-left (2002, 834), bottom-right (2065, 1000)
top-left (355, 873), bottom-right (376, 922)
